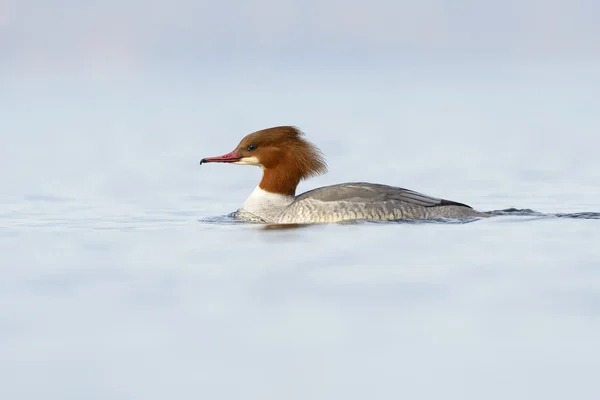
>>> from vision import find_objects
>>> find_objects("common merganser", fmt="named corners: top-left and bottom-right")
top-left (200, 126), bottom-right (490, 223)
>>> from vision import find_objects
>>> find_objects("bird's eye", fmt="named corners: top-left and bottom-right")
top-left (247, 144), bottom-right (257, 151)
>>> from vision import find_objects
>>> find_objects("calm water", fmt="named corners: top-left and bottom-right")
top-left (2, 63), bottom-right (600, 399)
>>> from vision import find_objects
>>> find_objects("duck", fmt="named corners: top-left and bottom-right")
top-left (200, 126), bottom-right (490, 223)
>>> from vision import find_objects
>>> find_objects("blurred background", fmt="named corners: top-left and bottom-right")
top-left (1, 0), bottom-right (598, 211)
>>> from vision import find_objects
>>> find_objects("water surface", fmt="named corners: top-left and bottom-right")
top-left (2, 63), bottom-right (600, 399)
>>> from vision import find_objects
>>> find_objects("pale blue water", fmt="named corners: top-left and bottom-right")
top-left (1, 62), bottom-right (600, 399)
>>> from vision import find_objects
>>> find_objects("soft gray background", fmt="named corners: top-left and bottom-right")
top-left (1, 1), bottom-right (599, 399)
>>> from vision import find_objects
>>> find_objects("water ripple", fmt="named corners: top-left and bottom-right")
top-left (490, 208), bottom-right (600, 219)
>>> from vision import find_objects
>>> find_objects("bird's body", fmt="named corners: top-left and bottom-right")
top-left (200, 126), bottom-right (489, 224)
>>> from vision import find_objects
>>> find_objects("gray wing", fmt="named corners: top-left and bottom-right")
top-left (295, 182), bottom-right (472, 209)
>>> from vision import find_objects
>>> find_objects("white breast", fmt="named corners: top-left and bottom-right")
top-left (241, 186), bottom-right (295, 222)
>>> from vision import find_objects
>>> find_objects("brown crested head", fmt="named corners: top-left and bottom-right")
top-left (200, 126), bottom-right (328, 196)
top-left (238, 126), bottom-right (327, 175)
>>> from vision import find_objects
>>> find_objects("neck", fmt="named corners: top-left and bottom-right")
top-left (242, 186), bottom-right (295, 222)
top-left (258, 165), bottom-right (300, 196)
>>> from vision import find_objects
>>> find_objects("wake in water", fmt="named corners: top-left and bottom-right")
top-left (197, 212), bottom-right (249, 225)
top-left (488, 208), bottom-right (600, 219)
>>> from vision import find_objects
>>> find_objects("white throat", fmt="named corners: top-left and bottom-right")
top-left (241, 186), bottom-right (295, 222)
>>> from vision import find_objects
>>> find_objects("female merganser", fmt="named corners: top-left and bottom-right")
top-left (200, 126), bottom-right (490, 223)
